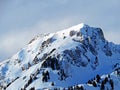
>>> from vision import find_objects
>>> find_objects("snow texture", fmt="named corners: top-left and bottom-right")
top-left (0, 23), bottom-right (120, 90)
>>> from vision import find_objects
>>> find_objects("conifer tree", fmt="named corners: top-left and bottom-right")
top-left (96, 74), bottom-right (101, 83)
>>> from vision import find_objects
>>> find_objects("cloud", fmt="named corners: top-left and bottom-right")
top-left (104, 31), bottom-right (120, 44)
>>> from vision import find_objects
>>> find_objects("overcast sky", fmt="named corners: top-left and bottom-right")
top-left (0, 0), bottom-right (120, 61)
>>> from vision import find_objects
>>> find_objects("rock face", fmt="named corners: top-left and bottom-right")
top-left (0, 23), bottom-right (120, 90)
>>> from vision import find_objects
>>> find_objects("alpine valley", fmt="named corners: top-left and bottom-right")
top-left (0, 23), bottom-right (120, 90)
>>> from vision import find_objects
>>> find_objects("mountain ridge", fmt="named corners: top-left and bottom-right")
top-left (0, 23), bottom-right (120, 90)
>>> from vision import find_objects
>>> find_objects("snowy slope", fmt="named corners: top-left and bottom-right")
top-left (0, 23), bottom-right (120, 90)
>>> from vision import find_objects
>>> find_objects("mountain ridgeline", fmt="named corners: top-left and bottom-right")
top-left (0, 23), bottom-right (120, 90)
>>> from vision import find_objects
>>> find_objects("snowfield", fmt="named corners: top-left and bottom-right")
top-left (0, 23), bottom-right (120, 90)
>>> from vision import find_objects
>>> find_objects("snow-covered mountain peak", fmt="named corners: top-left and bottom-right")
top-left (66, 23), bottom-right (87, 30)
top-left (55, 23), bottom-right (104, 41)
top-left (0, 24), bottom-right (120, 90)
top-left (56, 23), bottom-right (88, 35)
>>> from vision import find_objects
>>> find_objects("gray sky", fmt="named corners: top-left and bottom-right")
top-left (0, 0), bottom-right (120, 61)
